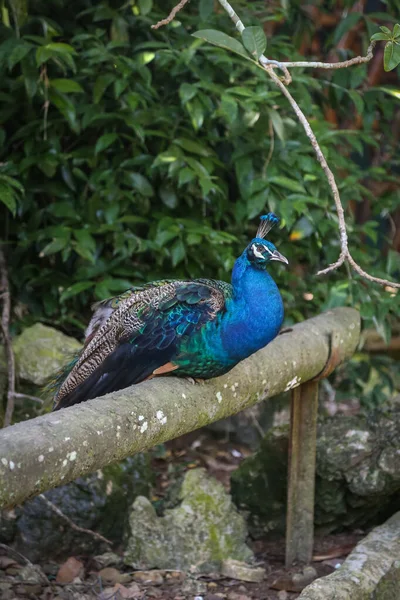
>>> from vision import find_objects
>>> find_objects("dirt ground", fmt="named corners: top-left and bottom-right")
top-left (0, 430), bottom-right (365, 600)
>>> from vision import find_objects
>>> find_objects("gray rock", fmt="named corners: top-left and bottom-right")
top-left (0, 454), bottom-right (154, 561)
top-left (299, 512), bottom-right (400, 599)
top-left (124, 468), bottom-right (253, 572)
top-left (231, 411), bottom-right (400, 535)
top-left (13, 323), bottom-right (81, 386)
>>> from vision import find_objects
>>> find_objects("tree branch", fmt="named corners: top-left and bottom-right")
top-left (215, 0), bottom-right (399, 288)
top-left (38, 494), bottom-right (112, 546)
top-left (0, 308), bottom-right (360, 508)
top-left (151, 0), bottom-right (190, 30)
top-left (0, 248), bottom-right (16, 427)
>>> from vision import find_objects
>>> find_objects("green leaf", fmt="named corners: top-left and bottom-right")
top-left (384, 41), bottom-right (400, 72)
top-left (60, 281), bottom-right (94, 302)
top-left (93, 74), bottom-right (114, 103)
top-left (160, 187), bottom-right (178, 209)
top-left (138, 0), bottom-right (153, 15)
top-left (127, 172), bottom-right (154, 197)
top-left (178, 167), bottom-right (195, 186)
top-left (186, 98), bottom-right (204, 131)
top-left (220, 94), bottom-right (238, 124)
top-left (74, 229), bottom-right (96, 252)
top-left (95, 133), bottom-right (118, 154)
top-left (333, 13), bottom-right (362, 44)
top-left (393, 24), bottom-right (400, 39)
top-left (377, 86), bottom-right (400, 100)
top-left (8, 42), bottom-right (32, 70)
top-left (171, 238), bottom-right (185, 266)
top-left (269, 176), bottom-right (305, 193)
top-left (348, 90), bottom-right (364, 114)
top-left (241, 26), bottom-right (267, 60)
top-left (179, 83), bottom-right (197, 104)
top-left (44, 42), bottom-right (76, 55)
top-left (370, 32), bottom-right (390, 42)
top-left (0, 183), bottom-right (17, 216)
top-left (50, 78), bottom-right (84, 93)
top-left (268, 108), bottom-right (285, 141)
top-left (41, 237), bottom-right (69, 256)
top-left (175, 138), bottom-right (210, 156)
top-left (199, 0), bottom-right (214, 20)
top-left (0, 174), bottom-right (24, 195)
top-left (49, 90), bottom-right (80, 134)
top-left (74, 229), bottom-right (96, 262)
top-left (380, 26), bottom-right (392, 35)
top-left (192, 29), bottom-right (256, 63)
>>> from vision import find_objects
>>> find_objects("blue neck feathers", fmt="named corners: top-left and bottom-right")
top-left (220, 251), bottom-right (284, 362)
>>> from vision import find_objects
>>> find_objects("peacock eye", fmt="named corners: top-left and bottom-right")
top-left (252, 244), bottom-right (265, 259)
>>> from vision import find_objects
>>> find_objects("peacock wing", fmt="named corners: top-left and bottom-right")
top-left (53, 279), bottom-right (229, 409)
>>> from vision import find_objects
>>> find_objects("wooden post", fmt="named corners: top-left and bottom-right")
top-left (285, 380), bottom-right (319, 566)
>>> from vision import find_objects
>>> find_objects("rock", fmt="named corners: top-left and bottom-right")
top-left (221, 559), bottom-right (265, 582)
top-left (231, 411), bottom-right (400, 535)
top-left (94, 551), bottom-right (123, 568)
top-left (132, 570), bottom-right (164, 585)
top-left (299, 512), bottom-right (400, 599)
top-left (1, 453), bottom-right (154, 562)
top-left (18, 564), bottom-right (47, 584)
top-left (13, 323), bottom-right (81, 386)
top-left (124, 468), bottom-right (253, 572)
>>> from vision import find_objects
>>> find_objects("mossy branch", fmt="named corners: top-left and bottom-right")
top-left (0, 308), bottom-right (360, 509)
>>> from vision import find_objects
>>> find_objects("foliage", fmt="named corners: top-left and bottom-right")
top-left (0, 0), bottom-right (399, 382)
top-left (371, 24), bottom-right (400, 72)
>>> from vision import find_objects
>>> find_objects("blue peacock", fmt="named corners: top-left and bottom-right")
top-left (53, 214), bottom-right (288, 410)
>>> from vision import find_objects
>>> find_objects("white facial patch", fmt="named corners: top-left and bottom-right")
top-left (252, 244), bottom-right (265, 259)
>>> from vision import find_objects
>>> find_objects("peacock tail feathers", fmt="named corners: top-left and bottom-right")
top-left (53, 278), bottom-right (232, 409)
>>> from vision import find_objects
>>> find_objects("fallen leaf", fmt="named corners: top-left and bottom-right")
top-left (114, 582), bottom-right (141, 598)
top-left (133, 570), bottom-right (163, 585)
top-left (56, 557), bottom-right (84, 583)
top-left (99, 566), bottom-right (132, 585)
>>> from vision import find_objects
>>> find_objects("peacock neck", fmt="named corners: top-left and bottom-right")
top-left (219, 252), bottom-right (284, 362)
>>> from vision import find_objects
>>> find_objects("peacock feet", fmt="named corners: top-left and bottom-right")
top-left (185, 377), bottom-right (205, 385)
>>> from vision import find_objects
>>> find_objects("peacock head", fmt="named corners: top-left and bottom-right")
top-left (246, 213), bottom-right (288, 268)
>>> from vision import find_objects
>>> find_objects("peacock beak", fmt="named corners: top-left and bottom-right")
top-left (270, 250), bottom-right (289, 265)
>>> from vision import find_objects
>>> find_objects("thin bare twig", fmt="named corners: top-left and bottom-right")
top-left (0, 248), bottom-right (16, 427)
top-left (264, 42), bottom-right (376, 70)
top-left (38, 494), bottom-right (113, 546)
top-left (215, 0), bottom-right (400, 289)
top-left (151, 0), bottom-right (190, 29)
top-left (0, 543), bottom-right (33, 566)
top-left (13, 392), bottom-right (43, 404)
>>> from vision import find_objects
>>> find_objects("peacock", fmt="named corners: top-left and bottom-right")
top-left (52, 214), bottom-right (288, 410)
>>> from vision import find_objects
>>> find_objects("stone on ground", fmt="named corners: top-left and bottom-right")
top-left (124, 467), bottom-right (253, 572)
top-left (13, 323), bottom-right (81, 386)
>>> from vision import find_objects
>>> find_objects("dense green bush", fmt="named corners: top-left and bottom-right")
top-left (0, 1), bottom-right (399, 405)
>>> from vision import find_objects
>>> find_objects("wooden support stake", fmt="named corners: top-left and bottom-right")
top-left (285, 380), bottom-right (319, 566)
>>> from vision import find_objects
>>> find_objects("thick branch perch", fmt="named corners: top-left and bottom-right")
top-left (0, 308), bottom-right (360, 509)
